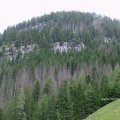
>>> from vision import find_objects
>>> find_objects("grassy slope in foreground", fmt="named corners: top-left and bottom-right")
top-left (85, 99), bottom-right (120, 120)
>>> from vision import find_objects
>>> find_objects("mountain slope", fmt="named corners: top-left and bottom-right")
top-left (1, 11), bottom-right (120, 120)
top-left (0, 11), bottom-right (120, 106)
top-left (85, 99), bottom-right (120, 120)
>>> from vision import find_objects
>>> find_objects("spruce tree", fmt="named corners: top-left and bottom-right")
top-left (69, 82), bottom-right (85, 120)
top-left (56, 81), bottom-right (72, 120)
top-left (33, 81), bottom-right (40, 103)
top-left (16, 88), bottom-right (26, 120)
top-left (43, 78), bottom-right (53, 95)
top-left (0, 108), bottom-right (3, 120)
top-left (24, 87), bottom-right (34, 120)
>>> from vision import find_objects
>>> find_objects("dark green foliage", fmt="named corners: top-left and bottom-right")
top-left (36, 94), bottom-right (56, 120)
top-left (56, 81), bottom-right (72, 120)
top-left (47, 97), bottom-right (56, 120)
top-left (84, 84), bottom-right (101, 116)
top-left (16, 88), bottom-right (26, 120)
top-left (43, 79), bottom-right (53, 95)
top-left (3, 67), bottom-right (120, 120)
top-left (2, 11), bottom-right (120, 120)
top-left (0, 108), bottom-right (3, 120)
top-left (106, 65), bottom-right (120, 99)
top-left (70, 81), bottom-right (86, 119)
top-left (33, 81), bottom-right (40, 102)
top-left (24, 87), bottom-right (34, 120)
top-left (4, 99), bottom-right (17, 120)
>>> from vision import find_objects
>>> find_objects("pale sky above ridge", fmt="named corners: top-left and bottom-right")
top-left (0, 0), bottom-right (120, 33)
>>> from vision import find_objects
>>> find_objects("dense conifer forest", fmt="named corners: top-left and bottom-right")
top-left (1, 11), bottom-right (120, 119)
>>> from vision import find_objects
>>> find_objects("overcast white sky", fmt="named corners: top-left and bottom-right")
top-left (0, 0), bottom-right (120, 33)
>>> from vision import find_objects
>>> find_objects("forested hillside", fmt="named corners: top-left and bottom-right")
top-left (1, 11), bottom-right (120, 120)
